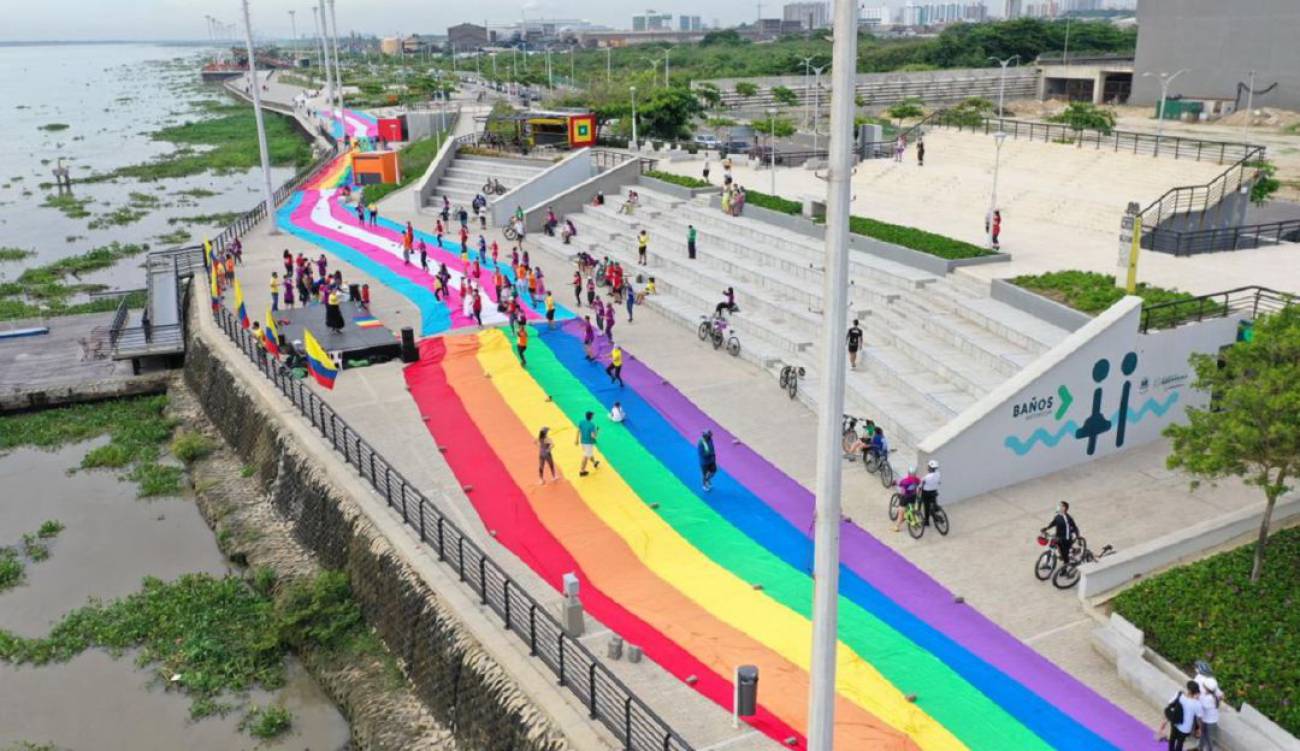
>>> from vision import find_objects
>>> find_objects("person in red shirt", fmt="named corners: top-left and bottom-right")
top-left (471, 290), bottom-right (483, 325)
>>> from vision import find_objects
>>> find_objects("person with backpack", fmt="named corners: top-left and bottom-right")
top-left (1159, 681), bottom-right (1204, 751)
top-left (1194, 672), bottom-right (1225, 751)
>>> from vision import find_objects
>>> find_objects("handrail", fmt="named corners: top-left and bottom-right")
top-left (1137, 144), bottom-right (1267, 229)
top-left (1143, 217), bottom-right (1300, 256)
top-left (190, 132), bottom-right (693, 751)
top-left (1139, 285), bottom-right (1295, 333)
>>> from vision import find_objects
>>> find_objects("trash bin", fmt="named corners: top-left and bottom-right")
top-left (736, 665), bottom-right (759, 717)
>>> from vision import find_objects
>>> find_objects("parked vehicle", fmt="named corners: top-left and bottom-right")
top-left (693, 133), bottom-right (720, 148)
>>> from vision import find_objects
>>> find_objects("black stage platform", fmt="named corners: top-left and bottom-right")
top-left (275, 301), bottom-right (400, 368)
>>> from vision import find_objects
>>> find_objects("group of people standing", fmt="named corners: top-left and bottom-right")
top-left (272, 249), bottom-right (364, 335)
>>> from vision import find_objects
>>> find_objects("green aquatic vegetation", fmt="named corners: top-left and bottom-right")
top-left (21, 535), bottom-right (49, 562)
top-left (241, 704), bottom-right (293, 739)
top-left (0, 247), bottom-right (34, 262)
top-left (129, 462), bottom-right (184, 497)
top-left (127, 191), bottom-right (162, 208)
top-left (170, 430), bottom-right (215, 463)
top-left (38, 123), bottom-right (69, 132)
top-left (154, 228), bottom-right (192, 245)
top-left (37, 520), bottom-right (65, 539)
top-left (41, 193), bottom-right (93, 219)
top-left (87, 205), bottom-right (149, 230)
top-left (177, 188), bottom-right (219, 198)
top-left (169, 211), bottom-right (241, 227)
top-left (0, 549), bottom-right (24, 593)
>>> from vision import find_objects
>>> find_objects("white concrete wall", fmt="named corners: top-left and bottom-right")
top-left (919, 298), bottom-right (1245, 502)
top-left (495, 149), bottom-right (595, 230)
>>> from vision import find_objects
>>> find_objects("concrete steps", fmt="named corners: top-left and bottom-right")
top-left (428, 153), bottom-right (549, 217)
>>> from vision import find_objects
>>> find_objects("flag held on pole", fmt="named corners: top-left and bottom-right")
top-left (303, 328), bottom-right (338, 390)
top-left (263, 308), bottom-right (281, 357)
top-left (234, 279), bottom-right (250, 329)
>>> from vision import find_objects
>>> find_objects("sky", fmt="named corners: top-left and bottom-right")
top-left (3, 0), bottom-right (900, 41)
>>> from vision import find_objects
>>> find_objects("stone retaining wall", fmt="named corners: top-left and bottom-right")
top-left (183, 333), bottom-right (570, 751)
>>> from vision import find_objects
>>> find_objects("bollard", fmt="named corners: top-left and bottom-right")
top-left (735, 665), bottom-right (759, 723)
top-left (626, 644), bottom-right (642, 663)
top-left (607, 636), bottom-right (624, 660)
top-left (400, 326), bottom-right (418, 363)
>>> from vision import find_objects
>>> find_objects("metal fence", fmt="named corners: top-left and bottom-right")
top-left (1144, 218), bottom-right (1300, 256)
top-left (1139, 285), bottom-right (1294, 333)
top-left (932, 116), bottom-right (1258, 164)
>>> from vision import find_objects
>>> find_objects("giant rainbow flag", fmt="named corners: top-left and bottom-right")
top-left (403, 321), bottom-right (1153, 750)
top-left (276, 151), bottom-right (566, 336)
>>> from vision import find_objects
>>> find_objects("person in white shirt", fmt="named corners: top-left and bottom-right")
top-left (1194, 675), bottom-right (1224, 751)
top-left (920, 460), bottom-right (941, 527)
top-left (608, 402), bottom-right (626, 424)
top-left (1160, 681), bottom-right (1205, 751)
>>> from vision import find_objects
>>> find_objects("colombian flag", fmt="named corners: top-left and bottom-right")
top-left (263, 308), bottom-right (281, 357)
top-left (209, 269), bottom-right (221, 312)
top-left (203, 238), bottom-right (213, 269)
top-left (234, 279), bottom-right (250, 329)
top-left (303, 328), bottom-right (338, 390)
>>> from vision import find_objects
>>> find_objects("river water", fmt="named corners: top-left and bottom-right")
top-left (0, 42), bottom-right (296, 289)
top-left (0, 441), bottom-right (350, 750)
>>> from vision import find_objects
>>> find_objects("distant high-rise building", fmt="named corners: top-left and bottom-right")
top-left (632, 9), bottom-right (673, 31)
top-left (1004, 0), bottom-right (1022, 17)
top-left (859, 5), bottom-right (890, 27)
top-left (782, 1), bottom-right (830, 29)
top-left (678, 14), bottom-right (702, 31)
top-left (902, 2), bottom-right (987, 25)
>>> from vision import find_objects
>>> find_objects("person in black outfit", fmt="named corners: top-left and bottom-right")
top-left (1041, 501), bottom-right (1079, 564)
top-left (847, 319), bottom-right (864, 369)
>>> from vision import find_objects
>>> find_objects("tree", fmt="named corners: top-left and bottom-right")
top-left (751, 117), bottom-right (796, 143)
top-left (1164, 305), bottom-right (1300, 583)
top-left (695, 82), bottom-right (722, 109)
top-left (887, 97), bottom-right (924, 122)
top-left (1249, 161), bottom-right (1281, 206)
top-left (734, 81), bottom-right (759, 98)
top-left (770, 85), bottom-right (799, 107)
top-left (701, 29), bottom-right (746, 46)
top-left (938, 97), bottom-right (994, 127)
top-left (1047, 101), bottom-right (1117, 134)
top-left (637, 86), bottom-right (704, 140)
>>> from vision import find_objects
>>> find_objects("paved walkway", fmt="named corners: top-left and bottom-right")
top-left (653, 129), bottom-right (1300, 296)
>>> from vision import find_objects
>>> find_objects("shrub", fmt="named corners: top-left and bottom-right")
top-left (1249, 161), bottom-right (1280, 206)
top-left (887, 97), bottom-right (924, 121)
top-left (1047, 101), bottom-right (1117, 134)
top-left (170, 430), bottom-right (215, 463)
top-left (1011, 270), bottom-right (1201, 314)
top-left (37, 520), bottom-right (65, 539)
top-left (734, 82), bottom-right (759, 98)
top-left (1112, 525), bottom-right (1300, 736)
top-left (847, 215), bottom-right (993, 260)
top-left (743, 189), bottom-right (802, 215)
top-left (643, 170), bottom-right (711, 189)
top-left (241, 704), bottom-right (293, 739)
top-left (0, 549), bottom-right (24, 592)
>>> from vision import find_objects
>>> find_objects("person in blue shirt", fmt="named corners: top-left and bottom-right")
top-left (698, 430), bottom-right (717, 491)
top-left (576, 411), bottom-right (600, 477)
top-left (869, 428), bottom-right (888, 462)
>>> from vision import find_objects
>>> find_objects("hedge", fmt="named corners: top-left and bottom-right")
top-left (1112, 525), bottom-right (1300, 736)
top-left (1011, 270), bottom-right (1202, 314)
top-left (643, 170), bottom-right (710, 189)
top-left (741, 190), bottom-right (994, 260)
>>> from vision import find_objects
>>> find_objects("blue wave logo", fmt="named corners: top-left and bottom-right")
top-left (1003, 392), bottom-right (1180, 456)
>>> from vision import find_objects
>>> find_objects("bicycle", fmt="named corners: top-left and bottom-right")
top-left (888, 491), bottom-right (948, 539)
top-left (502, 223), bottom-right (520, 241)
top-left (1033, 532), bottom-right (1088, 582)
top-left (841, 414), bottom-right (870, 456)
top-left (697, 315), bottom-right (740, 356)
top-left (866, 448), bottom-right (895, 488)
top-left (779, 364), bottom-right (805, 400)
top-left (483, 177), bottom-right (508, 195)
top-left (1052, 540), bottom-right (1114, 590)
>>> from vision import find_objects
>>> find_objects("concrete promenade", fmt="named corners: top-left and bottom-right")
top-left (215, 80), bottom-right (1273, 747)
top-left (654, 128), bottom-right (1300, 296)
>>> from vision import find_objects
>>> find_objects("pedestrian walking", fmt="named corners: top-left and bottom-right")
top-left (991, 210), bottom-right (1002, 250)
top-left (283, 277), bottom-right (295, 309)
top-left (847, 319), bottom-right (864, 369)
top-left (572, 270), bottom-right (583, 307)
top-left (603, 301), bottom-right (615, 341)
top-left (702, 158), bottom-right (711, 183)
top-left (472, 290), bottom-right (483, 326)
top-left (605, 344), bottom-right (624, 387)
top-left (1194, 671), bottom-right (1225, 751)
top-left (917, 137), bottom-right (925, 167)
top-left (687, 224), bottom-right (697, 259)
top-left (368, 203), bottom-right (379, 226)
top-left (576, 410), bottom-right (600, 476)
top-left (698, 430), bottom-right (717, 491)
top-left (282, 249), bottom-right (293, 276)
top-left (515, 323), bottom-right (528, 367)
top-left (270, 272), bottom-right (280, 311)
top-left (624, 282), bottom-right (635, 322)
top-left (637, 229), bottom-right (649, 265)
top-left (537, 427), bottom-right (557, 484)
top-left (418, 239), bottom-right (428, 271)
top-left (586, 277), bottom-right (596, 308)
top-left (545, 291), bottom-right (556, 330)
top-left (582, 316), bottom-right (596, 360)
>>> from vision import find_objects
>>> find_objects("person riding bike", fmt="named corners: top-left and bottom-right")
top-left (920, 460), bottom-right (941, 527)
top-left (844, 418), bottom-right (876, 461)
top-left (1041, 501), bottom-right (1079, 565)
top-left (894, 466), bottom-right (921, 533)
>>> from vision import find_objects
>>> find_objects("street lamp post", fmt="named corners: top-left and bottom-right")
top-left (987, 131), bottom-right (1007, 249)
top-left (811, 63), bottom-right (828, 154)
top-left (287, 10), bottom-right (297, 59)
top-left (569, 47), bottom-right (575, 85)
top-left (988, 54), bottom-right (1019, 119)
top-left (605, 47), bottom-right (612, 83)
top-left (767, 108), bottom-right (777, 195)
top-left (239, 0), bottom-right (279, 235)
top-left (630, 85), bottom-right (638, 151)
top-left (1143, 68), bottom-right (1189, 156)
top-left (1242, 69), bottom-right (1257, 145)
top-left (806, 0), bottom-right (859, 746)
top-left (798, 55), bottom-right (816, 129)
top-left (312, 5), bottom-right (331, 115)
top-left (664, 47), bottom-right (670, 86)
top-left (546, 47), bottom-right (553, 88)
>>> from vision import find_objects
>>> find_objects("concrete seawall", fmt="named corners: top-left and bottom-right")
top-left (183, 329), bottom-right (575, 751)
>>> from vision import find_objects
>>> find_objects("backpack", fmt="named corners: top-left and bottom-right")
top-left (1164, 693), bottom-right (1184, 725)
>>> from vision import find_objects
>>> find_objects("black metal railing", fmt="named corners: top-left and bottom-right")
top-left (932, 115), bottom-right (1259, 164)
top-left (108, 294), bottom-right (132, 348)
top-left (1144, 218), bottom-right (1300, 256)
top-left (1137, 146), bottom-right (1267, 233)
top-left (1139, 286), bottom-right (1295, 333)
top-left (206, 303), bottom-right (692, 751)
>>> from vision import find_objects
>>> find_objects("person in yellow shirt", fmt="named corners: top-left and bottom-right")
top-left (270, 272), bottom-right (280, 311)
top-left (605, 344), bottom-right (624, 387)
top-left (544, 291), bottom-right (556, 330)
top-left (637, 230), bottom-right (649, 265)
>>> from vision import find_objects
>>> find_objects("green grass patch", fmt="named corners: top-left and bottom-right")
top-left (1011, 270), bottom-right (1202, 315)
top-left (359, 131), bottom-right (448, 206)
top-left (38, 123), bottom-right (70, 132)
top-left (37, 520), bottom-right (65, 539)
top-left (21, 535), bottom-right (49, 562)
top-left (85, 106), bottom-right (311, 183)
top-left (176, 188), bottom-right (219, 198)
top-left (1113, 525), bottom-right (1300, 736)
top-left (0, 247), bottom-right (34, 262)
top-left (0, 395), bottom-right (182, 497)
top-left (87, 205), bottom-right (149, 230)
top-left (847, 215), bottom-right (994, 260)
top-left (644, 170), bottom-right (711, 189)
top-left (170, 430), bottom-right (215, 463)
top-left (0, 241), bottom-right (149, 320)
top-left (241, 704), bottom-right (293, 739)
top-left (0, 570), bottom-right (384, 734)
top-left (0, 549), bottom-right (24, 593)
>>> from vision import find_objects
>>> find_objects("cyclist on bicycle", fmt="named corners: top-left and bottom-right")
top-left (920, 460), bottom-right (941, 527)
top-left (894, 466), bottom-right (920, 533)
top-left (868, 428), bottom-right (888, 463)
top-left (844, 418), bottom-right (876, 461)
top-left (1040, 501), bottom-right (1079, 564)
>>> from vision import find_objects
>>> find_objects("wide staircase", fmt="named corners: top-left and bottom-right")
top-left (427, 153), bottom-right (550, 213)
top-left (534, 185), bottom-right (1074, 468)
